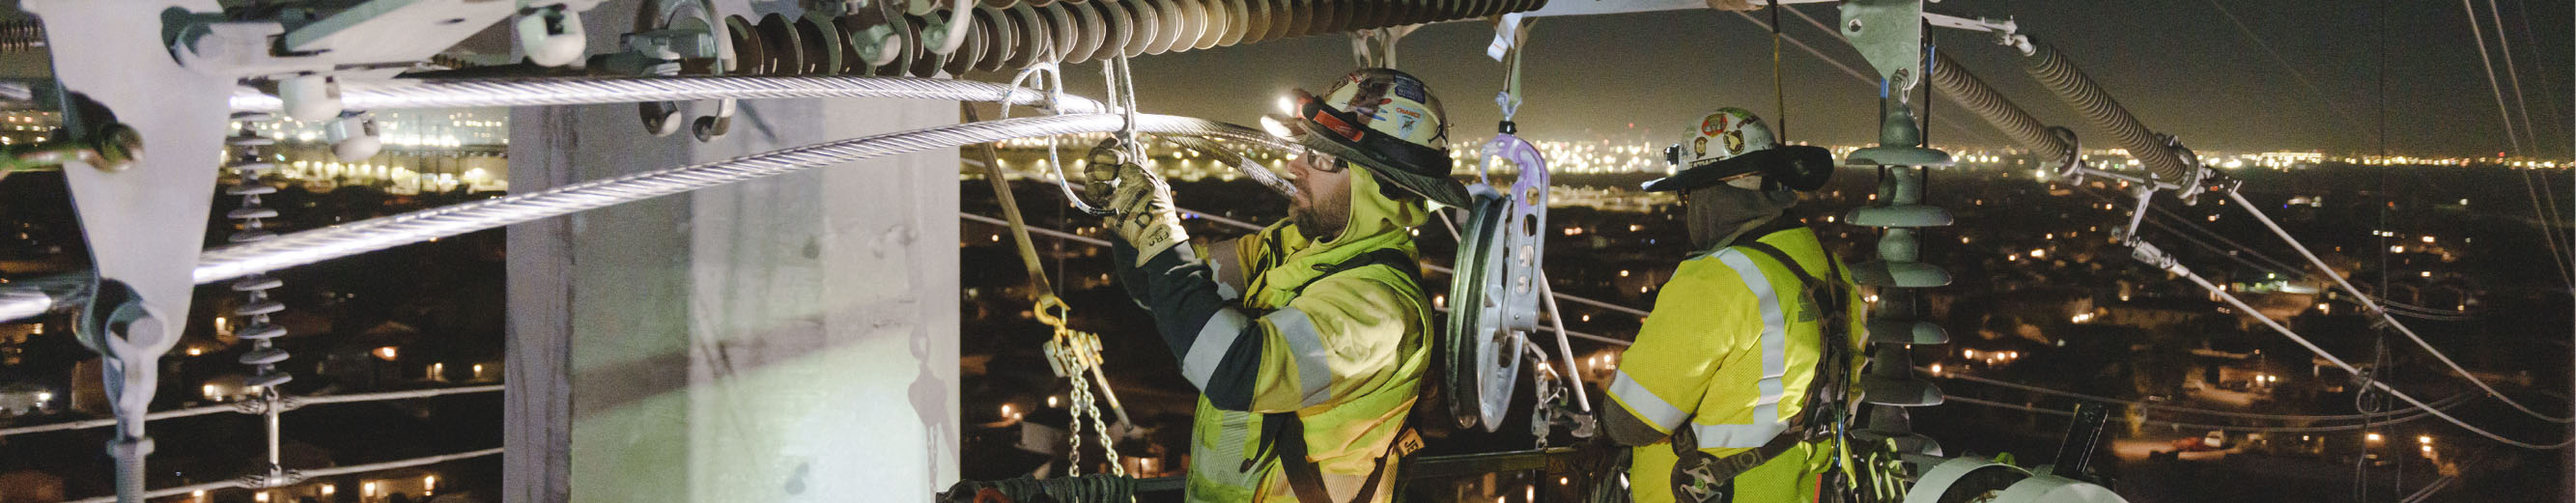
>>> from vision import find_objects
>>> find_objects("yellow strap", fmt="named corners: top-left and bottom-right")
top-left (962, 102), bottom-right (1056, 298)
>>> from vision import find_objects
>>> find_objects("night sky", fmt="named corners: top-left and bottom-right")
top-left (1038, 0), bottom-right (2572, 158)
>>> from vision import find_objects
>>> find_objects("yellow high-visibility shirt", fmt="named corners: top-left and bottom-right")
top-left (1607, 227), bottom-right (1865, 503)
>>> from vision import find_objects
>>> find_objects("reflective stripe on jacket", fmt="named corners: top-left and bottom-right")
top-left (1112, 167), bottom-right (1431, 503)
top-left (1606, 227), bottom-right (1865, 503)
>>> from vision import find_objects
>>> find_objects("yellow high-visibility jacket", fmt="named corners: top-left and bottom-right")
top-left (1113, 167), bottom-right (1432, 503)
top-left (1606, 226), bottom-right (1866, 503)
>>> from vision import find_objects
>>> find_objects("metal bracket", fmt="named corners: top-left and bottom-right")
top-left (25, 1), bottom-right (236, 499)
top-left (1921, 11), bottom-right (2030, 54)
top-left (1526, 344), bottom-right (1597, 447)
top-left (613, 0), bottom-right (735, 140)
top-left (1837, 0), bottom-right (1927, 95)
top-left (172, 0), bottom-right (606, 79)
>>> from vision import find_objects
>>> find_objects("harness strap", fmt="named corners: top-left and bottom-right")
top-left (1736, 239), bottom-right (1854, 437)
top-left (1255, 248), bottom-right (1424, 503)
top-left (1275, 412), bottom-right (1422, 503)
top-left (1670, 237), bottom-right (1855, 493)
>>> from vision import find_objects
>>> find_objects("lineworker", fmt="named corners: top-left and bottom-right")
top-left (1602, 108), bottom-right (1865, 503)
top-left (1088, 68), bottom-right (1469, 503)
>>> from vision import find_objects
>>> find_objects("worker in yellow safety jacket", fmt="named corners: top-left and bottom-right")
top-left (1603, 108), bottom-right (1868, 503)
top-left (1090, 68), bottom-right (1471, 503)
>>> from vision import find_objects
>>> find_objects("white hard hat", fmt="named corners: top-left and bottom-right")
top-left (1675, 107), bottom-right (1775, 167)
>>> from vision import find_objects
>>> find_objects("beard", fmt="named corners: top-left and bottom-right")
top-left (1289, 202), bottom-right (1349, 243)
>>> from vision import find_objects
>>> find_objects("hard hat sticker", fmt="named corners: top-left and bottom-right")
top-left (1390, 77), bottom-right (1428, 103)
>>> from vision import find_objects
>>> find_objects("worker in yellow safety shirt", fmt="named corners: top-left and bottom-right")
top-left (1088, 68), bottom-right (1471, 503)
top-left (1602, 108), bottom-right (1867, 503)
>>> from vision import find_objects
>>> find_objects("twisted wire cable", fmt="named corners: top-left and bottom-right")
top-left (228, 76), bottom-right (1108, 114)
top-left (194, 114), bottom-right (1286, 284)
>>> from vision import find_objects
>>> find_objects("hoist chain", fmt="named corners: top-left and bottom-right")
top-left (1037, 295), bottom-right (1123, 477)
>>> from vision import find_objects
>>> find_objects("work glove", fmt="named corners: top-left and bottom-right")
top-left (1086, 139), bottom-right (1187, 266)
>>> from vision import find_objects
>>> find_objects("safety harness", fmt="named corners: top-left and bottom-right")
top-left (1667, 234), bottom-right (1859, 502)
top-left (1246, 248), bottom-right (1429, 503)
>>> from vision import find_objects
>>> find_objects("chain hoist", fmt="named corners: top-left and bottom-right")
top-left (1037, 295), bottom-right (1124, 477)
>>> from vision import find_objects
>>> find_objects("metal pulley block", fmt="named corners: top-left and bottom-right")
top-left (1443, 130), bottom-right (1552, 432)
top-left (1444, 185), bottom-right (1518, 430)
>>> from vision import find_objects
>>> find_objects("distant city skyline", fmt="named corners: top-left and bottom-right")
top-left (1008, 1), bottom-right (2572, 159)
